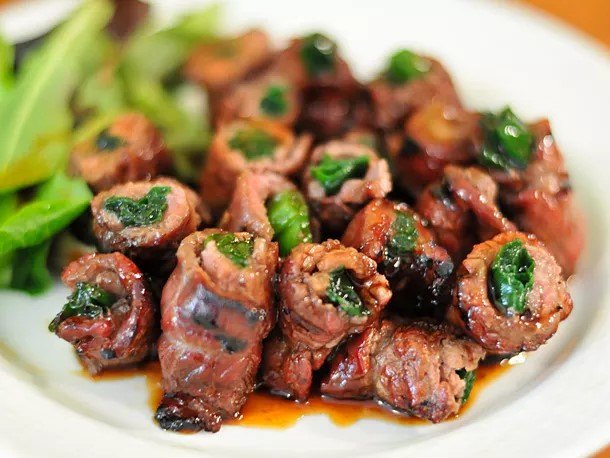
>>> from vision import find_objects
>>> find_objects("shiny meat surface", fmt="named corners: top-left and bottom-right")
top-left (262, 240), bottom-right (392, 400)
top-left (447, 231), bottom-right (573, 354)
top-left (321, 319), bottom-right (485, 422)
top-left (52, 253), bottom-right (157, 374)
top-left (70, 113), bottom-right (171, 193)
top-left (156, 229), bottom-right (278, 432)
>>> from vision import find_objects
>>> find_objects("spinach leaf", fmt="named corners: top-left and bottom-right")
top-left (0, 173), bottom-right (92, 256)
top-left (386, 210), bottom-right (419, 260)
top-left (385, 49), bottom-right (431, 84)
top-left (228, 127), bottom-right (278, 160)
top-left (205, 233), bottom-right (253, 268)
top-left (49, 282), bottom-right (116, 332)
top-left (327, 267), bottom-right (368, 317)
top-left (0, 0), bottom-right (113, 193)
top-left (457, 369), bottom-right (476, 403)
top-left (310, 154), bottom-right (370, 195)
top-left (103, 186), bottom-right (171, 227)
top-left (300, 33), bottom-right (337, 77)
top-left (260, 85), bottom-right (288, 117)
top-left (490, 239), bottom-right (535, 315)
top-left (10, 240), bottom-right (52, 295)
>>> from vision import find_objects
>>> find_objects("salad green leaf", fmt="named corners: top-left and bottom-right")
top-left (0, 173), bottom-right (92, 256)
top-left (10, 240), bottom-right (52, 295)
top-left (0, 34), bottom-right (14, 98)
top-left (0, 0), bottom-right (113, 193)
top-left (0, 194), bottom-right (17, 288)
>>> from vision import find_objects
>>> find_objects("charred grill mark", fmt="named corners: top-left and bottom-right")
top-left (214, 334), bottom-right (247, 353)
top-left (100, 348), bottom-right (117, 360)
top-left (191, 286), bottom-right (266, 329)
top-left (399, 137), bottom-right (419, 157)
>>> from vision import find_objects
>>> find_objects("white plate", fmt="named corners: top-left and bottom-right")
top-left (1, 0), bottom-right (610, 457)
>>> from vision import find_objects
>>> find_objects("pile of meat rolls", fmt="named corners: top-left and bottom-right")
top-left (50, 29), bottom-right (583, 433)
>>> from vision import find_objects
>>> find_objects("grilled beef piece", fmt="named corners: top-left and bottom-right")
top-left (490, 120), bottom-right (584, 277)
top-left (156, 229), bottom-right (278, 432)
top-left (386, 101), bottom-right (481, 196)
top-left (342, 199), bottom-right (453, 311)
top-left (219, 170), bottom-right (296, 240)
top-left (70, 113), bottom-right (171, 193)
top-left (416, 165), bottom-right (516, 263)
top-left (200, 119), bottom-right (312, 215)
top-left (50, 253), bottom-right (157, 375)
top-left (368, 57), bottom-right (461, 132)
top-left (304, 140), bottom-right (392, 235)
top-left (107, 0), bottom-right (149, 40)
top-left (184, 29), bottom-right (272, 94)
top-left (262, 240), bottom-right (392, 400)
top-left (214, 72), bottom-right (300, 128)
top-left (91, 177), bottom-right (209, 268)
top-left (321, 319), bottom-right (485, 423)
top-left (447, 231), bottom-right (573, 354)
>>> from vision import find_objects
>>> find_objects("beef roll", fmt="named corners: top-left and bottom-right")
top-left (304, 140), bottom-right (392, 235)
top-left (220, 170), bottom-right (313, 256)
top-left (342, 199), bottom-right (453, 310)
top-left (321, 319), bottom-right (485, 423)
top-left (184, 29), bottom-right (272, 94)
top-left (386, 101), bottom-right (481, 196)
top-left (476, 111), bottom-right (584, 276)
top-left (91, 177), bottom-right (208, 267)
top-left (447, 231), bottom-right (573, 354)
top-left (214, 72), bottom-right (300, 128)
top-left (368, 49), bottom-right (462, 131)
top-left (49, 253), bottom-right (156, 375)
top-left (200, 119), bottom-right (313, 215)
top-left (70, 112), bottom-right (171, 192)
top-left (156, 229), bottom-right (279, 432)
top-left (416, 165), bottom-right (516, 263)
top-left (262, 240), bottom-right (392, 400)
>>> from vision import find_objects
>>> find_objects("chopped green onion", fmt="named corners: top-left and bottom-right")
top-left (205, 232), bottom-right (254, 268)
top-left (457, 369), bottom-right (476, 404)
top-left (260, 85), bottom-right (289, 117)
top-left (300, 33), bottom-right (337, 77)
top-left (386, 210), bottom-right (419, 261)
top-left (490, 239), bottom-right (535, 315)
top-left (327, 266), bottom-right (368, 317)
top-left (228, 127), bottom-right (278, 160)
top-left (385, 49), bottom-right (431, 84)
top-left (266, 190), bottom-right (313, 257)
top-left (311, 153), bottom-right (370, 195)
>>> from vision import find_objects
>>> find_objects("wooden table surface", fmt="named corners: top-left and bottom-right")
top-left (0, 0), bottom-right (608, 455)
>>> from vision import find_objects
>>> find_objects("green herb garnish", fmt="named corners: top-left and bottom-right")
top-left (386, 210), bottom-right (419, 260)
top-left (327, 266), bottom-right (368, 317)
top-left (95, 128), bottom-right (125, 151)
top-left (228, 127), bottom-right (278, 160)
top-left (300, 33), bottom-right (337, 77)
top-left (457, 369), bottom-right (476, 404)
top-left (260, 85), bottom-right (289, 117)
top-left (310, 153), bottom-right (370, 195)
top-left (479, 107), bottom-right (534, 171)
top-left (103, 185), bottom-right (171, 227)
top-left (49, 282), bottom-right (116, 332)
top-left (205, 232), bottom-right (254, 268)
top-left (490, 239), bottom-right (535, 315)
top-left (266, 190), bottom-right (312, 257)
top-left (385, 49), bottom-right (431, 84)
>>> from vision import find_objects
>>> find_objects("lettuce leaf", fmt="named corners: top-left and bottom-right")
top-left (10, 240), bottom-right (52, 295)
top-left (0, 0), bottom-right (113, 193)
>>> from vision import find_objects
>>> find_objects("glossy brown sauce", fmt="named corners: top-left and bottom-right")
top-left (81, 359), bottom-right (511, 429)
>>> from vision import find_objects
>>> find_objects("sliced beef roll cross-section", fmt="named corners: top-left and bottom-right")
top-left (220, 170), bottom-right (313, 256)
top-left (416, 165), bottom-right (516, 264)
top-left (304, 140), bottom-right (392, 235)
top-left (200, 119), bottom-right (312, 215)
top-left (368, 50), bottom-right (462, 131)
top-left (321, 319), bottom-right (485, 423)
top-left (262, 240), bottom-right (392, 401)
top-left (386, 101), bottom-right (481, 196)
top-left (70, 112), bottom-right (171, 193)
top-left (447, 231), bottom-right (573, 354)
top-left (49, 253), bottom-right (157, 375)
top-left (91, 177), bottom-right (209, 269)
top-left (156, 229), bottom-right (278, 433)
top-left (342, 199), bottom-right (453, 312)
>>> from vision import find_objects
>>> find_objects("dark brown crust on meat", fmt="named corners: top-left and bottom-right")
top-left (342, 199), bottom-right (453, 311)
top-left (447, 231), bottom-right (573, 354)
top-left (157, 229), bottom-right (278, 432)
top-left (91, 177), bottom-right (208, 267)
top-left (321, 319), bottom-right (485, 423)
top-left (54, 253), bottom-right (157, 375)
top-left (70, 113), bottom-right (171, 193)
top-left (262, 240), bottom-right (392, 400)
top-left (200, 119), bottom-right (312, 215)
top-left (303, 141), bottom-right (392, 235)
